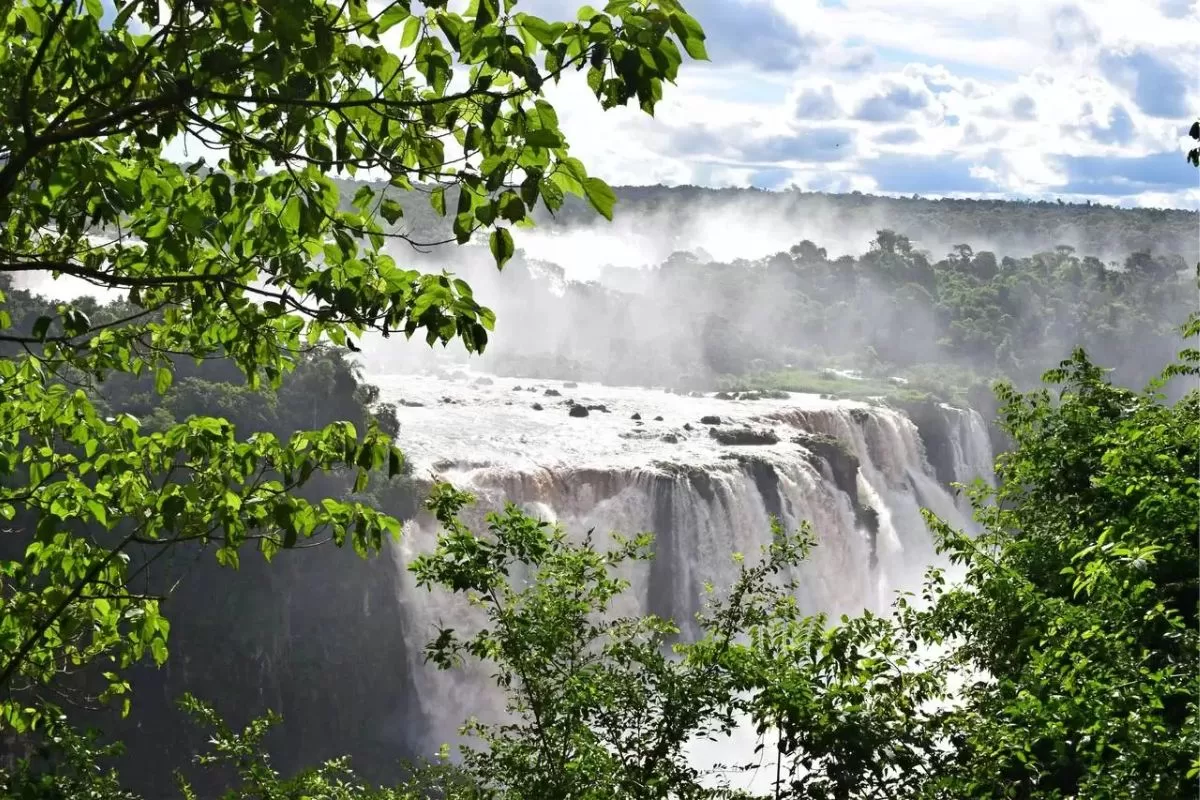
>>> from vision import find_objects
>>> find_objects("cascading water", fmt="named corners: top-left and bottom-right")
top-left (371, 368), bottom-right (994, 768)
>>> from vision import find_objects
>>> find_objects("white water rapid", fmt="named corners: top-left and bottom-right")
top-left (369, 367), bottom-right (994, 775)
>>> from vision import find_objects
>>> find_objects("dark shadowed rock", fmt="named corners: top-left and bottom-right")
top-left (569, 405), bottom-right (590, 417)
top-left (661, 433), bottom-right (679, 443)
top-left (512, 385), bottom-right (523, 391)
top-left (700, 415), bottom-right (722, 425)
top-left (709, 427), bottom-right (779, 446)
top-left (587, 404), bottom-right (609, 413)
top-left (654, 415), bottom-right (664, 421)
top-left (631, 412), bottom-right (642, 420)
top-left (683, 423), bottom-right (693, 431)
top-left (544, 388), bottom-right (561, 397)
top-left (531, 402), bottom-right (543, 411)
top-left (397, 399), bottom-right (424, 407)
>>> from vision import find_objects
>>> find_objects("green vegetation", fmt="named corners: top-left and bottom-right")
top-left (1, 0), bottom-right (1196, 796)
top-left (5, 326), bottom-right (1196, 798)
top-left (0, 0), bottom-right (708, 789)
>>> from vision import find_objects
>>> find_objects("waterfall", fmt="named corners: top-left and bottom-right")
top-left (372, 371), bottom-right (994, 758)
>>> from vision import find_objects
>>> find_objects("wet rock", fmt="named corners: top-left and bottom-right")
top-left (512, 385), bottom-right (523, 391)
top-left (661, 433), bottom-right (679, 444)
top-left (631, 412), bottom-right (642, 420)
top-left (850, 408), bottom-right (870, 424)
top-left (793, 433), bottom-right (858, 500)
top-left (683, 423), bottom-right (693, 431)
top-left (586, 404), bottom-right (609, 413)
top-left (654, 415), bottom-right (664, 421)
top-left (544, 388), bottom-right (561, 397)
top-left (715, 391), bottom-right (734, 400)
top-left (709, 427), bottom-right (779, 446)
top-left (568, 405), bottom-right (590, 418)
top-left (397, 399), bottom-right (425, 407)
top-left (531, 402), bottom-right (544, 411)
top-left (700, 415), bottom-right (722, 425)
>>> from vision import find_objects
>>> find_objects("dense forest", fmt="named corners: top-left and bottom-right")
top-left (1, 0), bottom-right (1197, 799)
top-left (369, 225), bottom-right (1195, 409)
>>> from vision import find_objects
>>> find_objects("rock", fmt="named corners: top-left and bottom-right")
top-left (531, 402), bottom-right (544, 411)
top-left (544, 388), bottom-right (561, 397)
top-left (631, 412), bottom-right (641, 420)
top-left (474, 376), bottom-right (494, 386)
top-left (563, 381), bottom-right (578, 388)
top-left (700, 415), bottom-right (722, 425)
top-left (512, 385), bottom-right (523, 391)
top-left (792, 433), bottom-right (858, 499)
top-left (397, 399), bottom-right (425, 407)
top-left (709, 427), bottom-right (779, 446)
top-left (569, 405), bottom-right (590, 418)
top-left (586, 404), bottom-right (609, 413)
top-left (683, 423), bottom-right (693, 431)
top-left (661, 433), bottom-right (679, 443)
top-left (715, 391), bottom-right (734, 400)
top-left (654, 415), bottom-right (664, 421)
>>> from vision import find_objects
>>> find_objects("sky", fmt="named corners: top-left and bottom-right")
top-left (519, 0), bottom-right (1200, 209)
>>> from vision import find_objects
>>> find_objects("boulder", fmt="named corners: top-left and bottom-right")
top-left (512, 385), bottom-right (523, 391)
top-left (531, 402), bottom-right (544, 411)
top-left (544, 388), bottom-right (561, 397)
top-left (631, 412), bottom-right (642, 420)
top-left (700, 415), bottom-right (722, 425)
top-left (709, 427), bottom-right (779, 446)
top-left (661, 433), bottom-right (679, 444)
top-left (683, 423), bottom-right (693, 431)
top-left (568, 405), bottom-right (590, 418)
top-left (654, 415), bottom-right (664, 421)
top-left (586, 404), bottom-right (610, 413)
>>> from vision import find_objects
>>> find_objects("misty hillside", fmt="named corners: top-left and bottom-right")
top-left (335, 178), bottom-right (1200, 269)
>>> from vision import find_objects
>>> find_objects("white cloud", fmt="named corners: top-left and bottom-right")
top-left (512, 0), bottom-right (1198, 210)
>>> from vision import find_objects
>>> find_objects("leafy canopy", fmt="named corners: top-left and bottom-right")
top-left (0, 0), bottom-right (707, 732)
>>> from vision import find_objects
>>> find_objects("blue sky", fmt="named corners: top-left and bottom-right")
top-left (528, 0), bottom-right (1200, 209)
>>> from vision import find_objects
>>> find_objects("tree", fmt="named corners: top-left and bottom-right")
top-left (0, 0), bottom-right (708, 734)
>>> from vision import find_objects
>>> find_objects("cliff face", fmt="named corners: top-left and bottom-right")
top-left (78, 468), bottom-right (425, 797)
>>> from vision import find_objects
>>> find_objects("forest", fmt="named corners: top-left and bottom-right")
top-left (0, 0), bottom-right (1197, 799)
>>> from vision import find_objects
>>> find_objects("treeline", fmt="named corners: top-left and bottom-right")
top-left (333, 178), bottom-right (1200, 266)
top-left (390, 231), bottom-right (1194, 404)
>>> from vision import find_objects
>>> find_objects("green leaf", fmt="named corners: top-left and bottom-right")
top-left (431, 187), bottom-right (447, 216)
top-left (525, 129), bottom-right (564, 149)
top-left (582, 177), bottom-right (616, 221)
top-left (490, 228), bottom-right (515, 270)
top-left (669, 11), bottom-right (709, 61)
top-left (377, 2), bottom-right (411, 33)
top-left (400, 15), bottom-right (422, 47)
top-left (155, 366), bottom-right (173, 395)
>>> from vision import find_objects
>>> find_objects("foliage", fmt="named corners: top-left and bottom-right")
top-left (0, 0), bottom-right (706, 741)
top-left (409, 482), bottom-right (817, 799)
